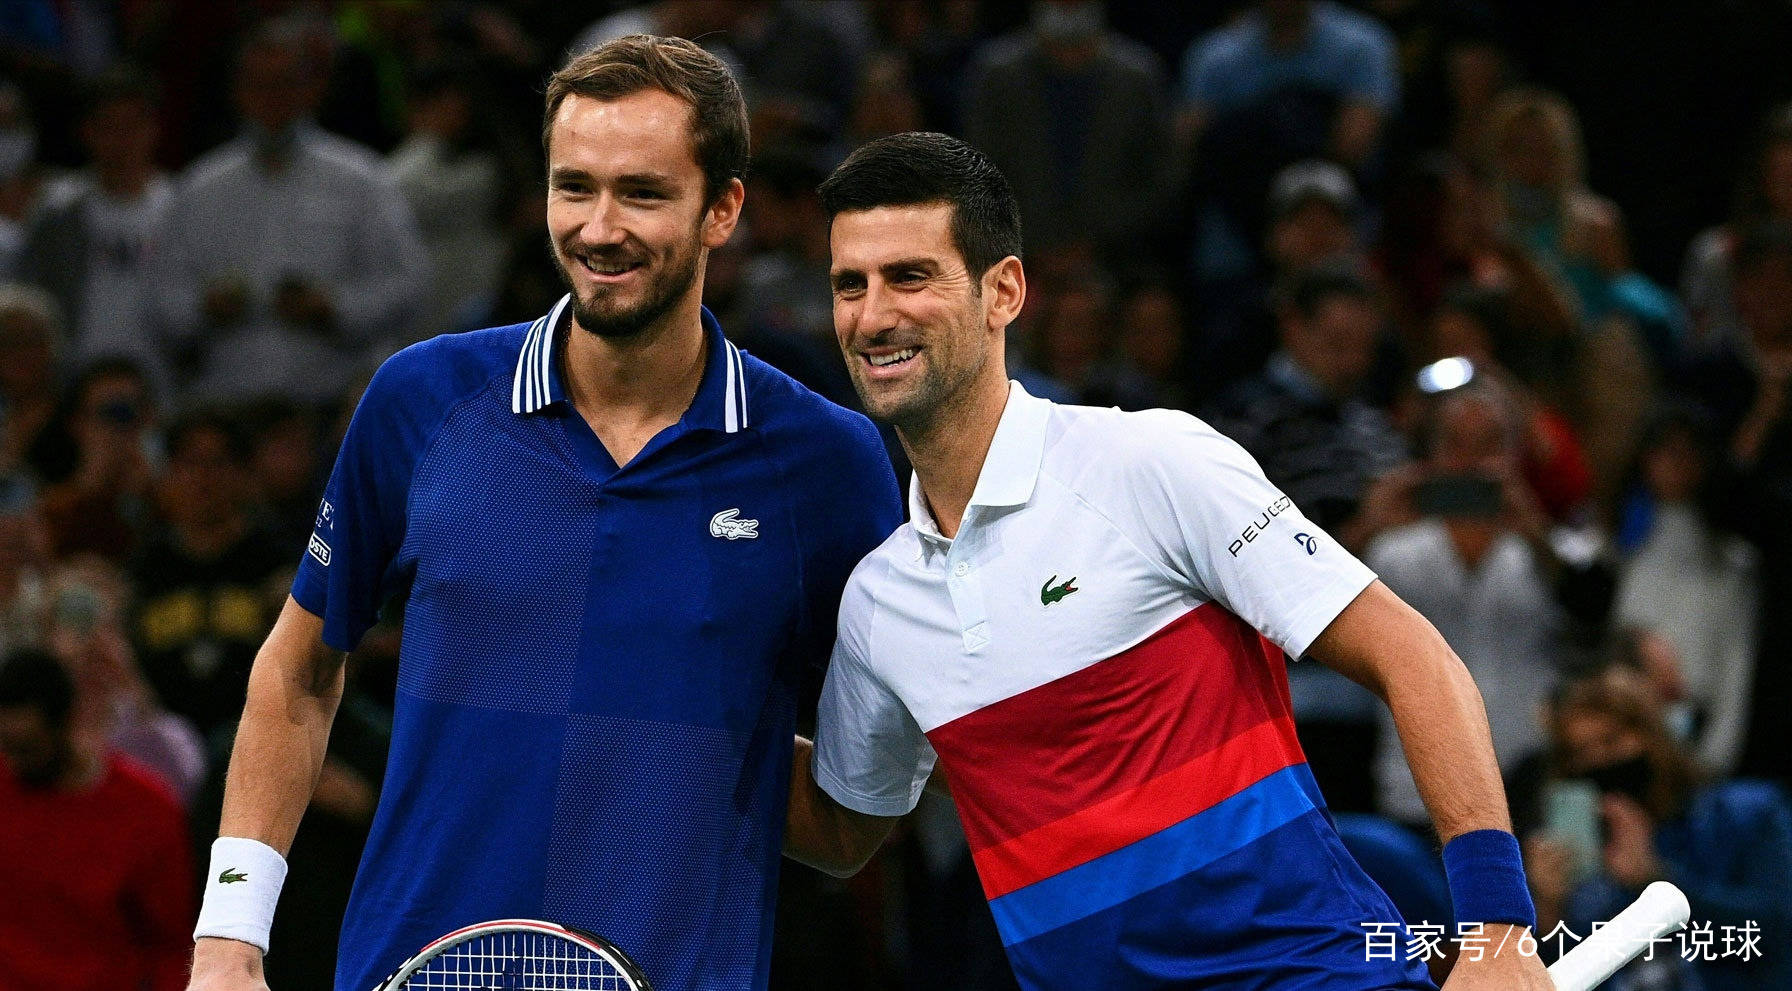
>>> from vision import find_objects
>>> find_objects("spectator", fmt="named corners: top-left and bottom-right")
top-left (0, 283), bottom-right (64, 480)
top-left (730, 145), bottom-right (855, 406)
top-left (1483, 87), bottom-right (1682, 384)
top-left (1035, 269), bottom-right (1112, 399)
top-left (242, 399), bottom-right (326, 553)
top-left (1200, 158), bottom-right (1372, 392)
top-left (150, 16), bottom-right (428, 405)
top-left (1377, 153), bottom-right (1579, 355)
top-left (15, 66), bottom-right (176, 401)
top-left (1524, 668), bottom-right (1791, 991)
top-left (1083, 279), bottom-right (1191, 411)
top-left (37, 358), bottom-right (158, 564)
top-left (1683, 102), bottom-right (1792, 354)
top-left (1367, 379), bottom-right (1573, 825)
top-left (966, 0), bottom-right (1173, 260)
top-left (48, 555), bottom-right (206, 801)
top-left (0, 647), bottom-right (194, 991)
top-left (388, 58), bottom-right (527, 342)
top-left (1204, 262), bottom-right (1405, 811)
top-left (0, 493), bottom-right (48, 657)
top-left (0, 79), bottom-right (45, 277)
top-left (1611, 407), bottom-right (1758, 775)
top-left (1206, 262), bottom-right (1406, 538)
top-left (129, 411), bottom-right (289, 736)
top-left (1678, 221), bottom-right (1792, 789)
top-left (1428, 284), bottom-right (1594, 521)
top-left (1179, 0), bottom-right (1397, 286)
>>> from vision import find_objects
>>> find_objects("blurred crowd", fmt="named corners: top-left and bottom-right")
top-left (0, 1), bottom-right (1789, 989)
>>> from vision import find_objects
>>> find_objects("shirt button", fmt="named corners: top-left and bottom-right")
top-left (953, 562), bottom-right (969, 576)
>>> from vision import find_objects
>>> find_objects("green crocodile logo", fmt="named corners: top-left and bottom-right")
top-left (218, 868), bottom-right (248, 884)
top-left (1041, 575), bottom-right (1079, 606)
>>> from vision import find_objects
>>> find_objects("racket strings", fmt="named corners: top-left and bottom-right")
top-left (399, 929), bottom-right (637, 990)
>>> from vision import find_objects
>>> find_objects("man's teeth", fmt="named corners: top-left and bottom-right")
top-left (584, 258), bottom-right (638, 274)
top-left (869, 348), bottom-right (917, 368)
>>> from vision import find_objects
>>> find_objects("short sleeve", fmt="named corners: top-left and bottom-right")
top-left (290, 351), bottom-right (433, 651)
top-left (1117, 410), bottom-right (1376, 659)
top-left (812, 586), bottom-right (936, 817)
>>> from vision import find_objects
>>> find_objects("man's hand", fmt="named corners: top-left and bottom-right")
top-left (1602, 795), bottom-right (1663, 889)
top-left (1441, 924), bottom-right (1554, 989)
top-left (187, 937), bottom-right (269, 991)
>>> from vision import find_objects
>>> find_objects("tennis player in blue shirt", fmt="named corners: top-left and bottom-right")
top-left (186, 36), bottom-right (901, 991)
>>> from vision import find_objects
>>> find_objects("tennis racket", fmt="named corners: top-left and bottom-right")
top-left (372, 919), bottom-right (653, 991)
top-left (1545, 881), bottom-right (1691, 991)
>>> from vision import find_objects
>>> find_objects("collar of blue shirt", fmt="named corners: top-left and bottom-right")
top-left (907, 380), bottom-right (1051, 546)
top-left (510, 293), bottom-right (750, 434)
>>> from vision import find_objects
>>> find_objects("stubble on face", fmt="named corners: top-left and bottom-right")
top-left (551, 220), bottom-right (702, 340)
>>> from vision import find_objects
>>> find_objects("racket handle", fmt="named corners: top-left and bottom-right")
top-left (1546, 881), bottom-right (1691, 991)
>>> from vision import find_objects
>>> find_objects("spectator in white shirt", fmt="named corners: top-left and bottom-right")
top-left (151, 17), bottom-right (427, 406)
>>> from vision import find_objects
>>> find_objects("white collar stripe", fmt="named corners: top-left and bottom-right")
top-left (511, 314), bottom-right (545, 414)
top-left (512, 295), bottom-right (572, 416)
top-left (722, 340), bottom-right (740, 433)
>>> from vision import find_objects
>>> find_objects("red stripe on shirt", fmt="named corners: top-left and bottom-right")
top-left (971, 714), bottom-right (1304, 899)
top-left (928, 602), bottom-right (1299, 855)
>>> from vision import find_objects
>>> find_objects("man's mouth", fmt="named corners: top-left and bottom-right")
top-left (577, 254), bottom-right (645, 279)
top-left (866, 347), bottom-right (919, 368)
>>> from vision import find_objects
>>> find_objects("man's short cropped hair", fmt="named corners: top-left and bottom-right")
top-left (544, 35), bottom-right (749, 205)
top-left (818, 132), bottom-right (1023, 278)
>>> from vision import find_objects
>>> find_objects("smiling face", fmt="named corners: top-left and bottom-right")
top-left (829, 203), bottom-right (1019, 432)
top-left (545, 88), bottom-right (741, 339)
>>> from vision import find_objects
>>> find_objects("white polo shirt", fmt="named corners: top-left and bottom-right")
top-left (813, 382), bottom-right (1434, 990)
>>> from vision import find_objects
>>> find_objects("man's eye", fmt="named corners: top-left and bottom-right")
top-left (629, 189), bottom-right (667, 200)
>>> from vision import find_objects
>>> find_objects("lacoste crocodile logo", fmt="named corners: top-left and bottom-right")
top-left (218, 868), bottom-right (248, 884)
top-left (1041, 575), bottom-right (1079, 606)
top-left (709, 508), bottom-right (759, 540)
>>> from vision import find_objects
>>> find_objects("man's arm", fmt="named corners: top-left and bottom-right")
top-left (188, 596), bottom-right (346, 990)
top-left (784, 736), bottom-right (901, 878)
top-left (1308, 580), bottom-right (1551, 989)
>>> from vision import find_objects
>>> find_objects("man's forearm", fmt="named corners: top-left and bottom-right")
top-left (218, 597), bottom-right (345, 853)
top-left (783, 736), bottom-right (897, 878)
top-left (1312, 582), bottom-right (1512, 839)
top-left (1383, 637), bottom-right (1513, 840)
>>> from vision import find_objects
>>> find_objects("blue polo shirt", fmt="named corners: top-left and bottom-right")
top-left (292, 295), bottom-right (901, 991)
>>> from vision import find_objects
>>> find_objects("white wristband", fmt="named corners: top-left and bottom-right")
top-left (193, 836), bottom-right (288, 953)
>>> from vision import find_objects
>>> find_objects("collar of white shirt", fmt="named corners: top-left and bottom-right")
top-left (907, 380), bottom-right (1052, 550)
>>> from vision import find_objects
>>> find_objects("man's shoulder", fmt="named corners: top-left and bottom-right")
top-left (359, 324), bottom-right (529, 424)
top-left (1313, 0), bottom-right (1397, 54)
top-left (838, 526), bottom-right (915, 625)
top-left (1044, 402), bottom-right (1246, 485)
top-left (738, 347), bottom-right (884, 452)
top-left (175, 138), bottom-right (252, 196)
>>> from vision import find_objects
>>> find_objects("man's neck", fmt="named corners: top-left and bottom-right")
top-left (900, 374), bottom-right (1012, 540)
top-left (562, 291), bottom-right (709, 461)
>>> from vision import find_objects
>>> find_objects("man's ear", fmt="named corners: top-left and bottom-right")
top-left (702, 177), bottom-right (746, 249)
top-left (985, 255), bottom-right (1027, 332)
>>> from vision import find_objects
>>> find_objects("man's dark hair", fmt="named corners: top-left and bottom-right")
top-left (0, 648), bottom-right (74, 728)
top-left (1271, 261), bottom-right (1376, 320)
top-left (544, 35), bottom-right (749, 205)
top-left (818, 132), bottom-right (1023, 278)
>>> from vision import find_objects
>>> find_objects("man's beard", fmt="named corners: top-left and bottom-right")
top-left (553, 235), bottom-right (701, 340)
top-left (850, 322), bottom-right (987, 438)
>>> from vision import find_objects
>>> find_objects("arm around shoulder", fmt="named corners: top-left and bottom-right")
top-left (785, 735), bottom-right (901, 878)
